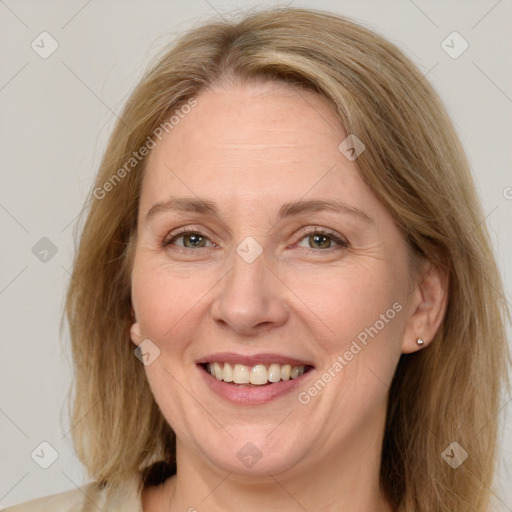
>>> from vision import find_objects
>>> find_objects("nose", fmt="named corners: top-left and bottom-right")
top-left (210, 250), bottom-right (289, 337)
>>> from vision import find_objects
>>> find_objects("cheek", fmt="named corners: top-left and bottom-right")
top-left (131, 258), bottom-right (210, 345)
top-left (130, 259), bottom-right (209, 432)
top-left (289, 267), bottom-right (405, 435)
top-left (288, 260), bottom-right (406, 393)
top-left (291, 259), bottom-right (405, 341)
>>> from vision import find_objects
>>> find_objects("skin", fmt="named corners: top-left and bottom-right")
top-left (130, 81), bottom-right (447, 511)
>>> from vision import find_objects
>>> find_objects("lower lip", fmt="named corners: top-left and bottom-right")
top-left (198, 365), bottom-right (312, 405)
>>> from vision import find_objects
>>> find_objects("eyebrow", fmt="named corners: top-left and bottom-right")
top-left (146, 197), bottom-right (372, 224)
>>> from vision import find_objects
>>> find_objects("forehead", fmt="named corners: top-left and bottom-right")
top-left (139, 81), bottom-right (375, 218)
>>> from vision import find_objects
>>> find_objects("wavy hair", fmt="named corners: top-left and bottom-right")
top-left (65, 8), bottom-right (510, 511)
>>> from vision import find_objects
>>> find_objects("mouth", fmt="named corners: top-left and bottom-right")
top-left (196, 354), bottom-right (315, 405)
top-left (200, 362), bottom-right (313, 386)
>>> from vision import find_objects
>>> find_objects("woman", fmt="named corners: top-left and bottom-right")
top-left (5, 7), bottom-right (509, 512)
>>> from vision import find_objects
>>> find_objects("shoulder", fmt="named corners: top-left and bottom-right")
top-left (1, 477), bottom-right (143, 512)
top-left (1, 482), bottom-right (99, 512)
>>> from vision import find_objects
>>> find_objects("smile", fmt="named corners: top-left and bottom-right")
top-left (205, 362), bottom-right (309, 385)
top-left (196, 352), bottom-right (315, 404)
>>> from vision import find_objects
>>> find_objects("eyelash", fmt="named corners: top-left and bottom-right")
top-left (295, 228), bottom-right (349, 251)
top-left (163, 229), bottom-right (217, 250)
top-left (162, 227), bottom-right (349, 253)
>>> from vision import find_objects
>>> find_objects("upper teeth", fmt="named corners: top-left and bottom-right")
top-left (207, 362), bottom-right (306, 385)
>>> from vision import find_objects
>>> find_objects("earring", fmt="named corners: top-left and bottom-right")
top-left (416, 337), bottom-right (425, 346)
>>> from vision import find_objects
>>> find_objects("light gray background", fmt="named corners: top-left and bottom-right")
top-left (1, 0), bottom-right (511, 509)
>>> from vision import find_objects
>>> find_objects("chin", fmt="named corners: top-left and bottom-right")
top-left (188, 426), bottom-right (312, 478)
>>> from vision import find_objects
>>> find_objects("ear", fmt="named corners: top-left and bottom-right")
top-left (130, 321), bottom-right (143, 347)
top-left (402, 259), bottom-right (449, 354)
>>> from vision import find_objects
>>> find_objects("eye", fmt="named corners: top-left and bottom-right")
top-left (163, 231), bottom-right (215, 249)
top-left (295, 229), bottom-right (348, 250)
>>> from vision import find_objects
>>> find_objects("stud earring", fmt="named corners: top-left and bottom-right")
top-left (416, 337), bottom-right (425, 346)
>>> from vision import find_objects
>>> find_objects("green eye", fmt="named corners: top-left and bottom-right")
top-left (308, 234), bottom-right (333, 249)
top-left (296, 230), bottom-right (348, 250)
top-left (181, 233), bottom-right (207, 248)
top-left (165, 232), bottom-right (213, 249)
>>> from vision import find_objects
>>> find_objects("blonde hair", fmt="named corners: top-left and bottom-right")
top-left (65, 8), bottom-right (510, 510)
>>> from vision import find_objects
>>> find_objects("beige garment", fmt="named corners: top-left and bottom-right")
top-left (1, 474), bottom-right (144, 512)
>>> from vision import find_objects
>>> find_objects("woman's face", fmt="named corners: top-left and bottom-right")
top-left (131, 81), bottom-right (417, 477)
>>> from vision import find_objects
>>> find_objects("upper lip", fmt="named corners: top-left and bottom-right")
top-left (196, 352), bottom-right (314, 368)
